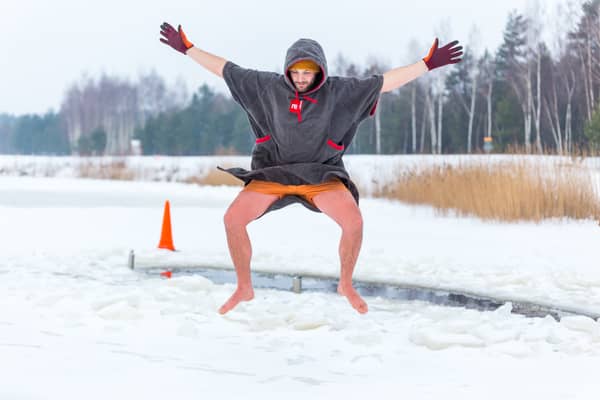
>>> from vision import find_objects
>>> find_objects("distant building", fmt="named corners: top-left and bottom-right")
top-left (130, 139), bottom-right (142, 156)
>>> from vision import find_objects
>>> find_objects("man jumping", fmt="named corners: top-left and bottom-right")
top-left (160, 23), bottom-right (462, 314)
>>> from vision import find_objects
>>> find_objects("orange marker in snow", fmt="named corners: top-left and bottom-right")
top-left (158, 200), bottom-right (175, 251)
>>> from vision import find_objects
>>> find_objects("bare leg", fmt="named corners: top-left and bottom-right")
top-left (219, 190), bottom-right (278, 314)
top-left (312, 189), bottom-right (368, 314)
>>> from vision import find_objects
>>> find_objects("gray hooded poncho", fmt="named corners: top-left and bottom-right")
top-left (220, 38), bottom-right (383, 214)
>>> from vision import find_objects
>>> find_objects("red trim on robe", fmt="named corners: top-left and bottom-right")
top-left (327, 139), bottom-right (345, 151)
top-left (369, 99), bottom-right (379, 116)
top-left (255, 135), bottom-right (272, 144)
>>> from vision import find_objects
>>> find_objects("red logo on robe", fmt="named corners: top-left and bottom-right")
top-left (289, 99), bottom-right (303, 114)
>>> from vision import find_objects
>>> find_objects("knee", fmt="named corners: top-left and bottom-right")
top-left (341, 212), bottom-right (363, 235)
top-left (223, 206), bottom-right (250, 230)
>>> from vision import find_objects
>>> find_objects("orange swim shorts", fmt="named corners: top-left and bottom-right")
top-left (243, 179), bottom-right (348, 207)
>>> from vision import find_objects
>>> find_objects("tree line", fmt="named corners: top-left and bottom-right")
top-left (2, 1), bottom-right (600, 156)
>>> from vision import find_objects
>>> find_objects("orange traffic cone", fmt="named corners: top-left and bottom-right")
top-left (158, 200), bottom-right (176, 251)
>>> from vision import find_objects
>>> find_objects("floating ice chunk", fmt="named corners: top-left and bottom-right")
top-left (409, 327), bottom-right (485, 350)
top-left (92, 295), bottom-right (141, 312)
top-left (560, 315), bottom-right (600, 337)
top-left (247, 316), bottom-right (288, 331)
top-left (166, 275), bottom-right (215, 292)
top-left (494, 302), bottom-right (513, 316)
top-left (292, 317), bottom-right (330, 331)
top-left (96, 301), bottom-right (143, 320)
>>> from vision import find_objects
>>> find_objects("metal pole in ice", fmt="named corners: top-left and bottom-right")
top-left (128, 250), bottom-right (135, 270)
top-left (292, 276), bottom-right (302, 293)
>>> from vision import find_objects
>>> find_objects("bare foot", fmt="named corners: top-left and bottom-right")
top-left (338, 285), bottom-right (368, 314)
top-left (218, 287), bottom-right (255, 314)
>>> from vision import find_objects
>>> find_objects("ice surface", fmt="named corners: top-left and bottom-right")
top-left (1, 157), bottom-right (600, 399)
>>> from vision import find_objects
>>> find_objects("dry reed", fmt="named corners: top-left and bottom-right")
top-left (77, 160), bottom-right (135, 181)
top-left (377, 159), bottom-right (600, 222)
top-left (184, 168), bottom-right (243, 186)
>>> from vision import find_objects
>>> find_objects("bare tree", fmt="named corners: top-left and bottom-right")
top-left (571, 0), bottom-right (600, 122)
top-left (450, 25), bottom-right (481, 153)
top-left (331, 53), bottom-right (351, 77)
top-left (544, 0), bottom-right (580, 154)
top-left (61, 83), bottom-right (84, 149)
top-left (364, 57), bottom-right (389, 154)
top-left (425, 85), bottom-right (437, 154)
top-left (406, 39), bottom-right (423, 154)
top-left (419, 94), bottom-right (428, 153)
top-left (436, 84), bottom-right (444, 154)
top-left (543, 66), bottom-right (565, 154)
top-left (60, 71), bottom-right (189, 155)
top-left (526, 0), bottom-right (545, 153)
top-left (474, 50), bottom-right (496, 149)
top-left (467, 27), bottom-right (481, 153)
top-left (432, 19), bottom-right (453, 154)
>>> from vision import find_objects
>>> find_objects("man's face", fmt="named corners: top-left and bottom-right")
top-left (290, 69), bottom-right (317, 93)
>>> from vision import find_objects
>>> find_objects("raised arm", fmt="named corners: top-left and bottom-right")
top-left (381, 39), bottom-right (463, 93)
top-left (381, 61), bottom-right (428, 93)
top-left (159, 22), bottom-right (227, 78)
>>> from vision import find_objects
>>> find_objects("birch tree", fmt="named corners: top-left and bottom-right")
top-left (426, 87), bottom-right (437, 154)
top-left (364, 57), bottom-right (389, 154)
top-left (448, 25), bottom-right (481, 153)
top-left (466, 26), bottom-right (481, 153)
top-left (526, 0), bottom-right (544, 153)
top-left (545, 0), bottom-right (580, 153)
top-left (433, 21), bottom-right (453, 154)
top-left (407, 39), bottom-right (423, 153)
top-left (60, 73), bottom-right (187, 155)
top-left (479, 50), bottom-right (495, 145)
top-left (544, 59), bottom-right (566, 154)
top-left (570, 0), bottom-right (600, 122)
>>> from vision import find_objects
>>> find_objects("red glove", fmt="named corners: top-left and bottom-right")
top-left (423, 39), bottom-right (463, 70)
top-left (160, 22), bottom-right (194, 55)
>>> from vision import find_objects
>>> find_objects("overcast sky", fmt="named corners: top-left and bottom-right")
top-left (1, 0), bottom-right (570, 115)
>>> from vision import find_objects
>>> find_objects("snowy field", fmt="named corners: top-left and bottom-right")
top-left (2, 153), bottom-right (599, 196)
top-left (1, 156), bottom-right (600, 399)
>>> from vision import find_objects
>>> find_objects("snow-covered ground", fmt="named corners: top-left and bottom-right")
top-left (1, 156), bottom-right (600, 399)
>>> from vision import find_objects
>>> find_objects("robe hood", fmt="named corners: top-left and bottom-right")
top-left (284, 38), bottom-right (328, 94)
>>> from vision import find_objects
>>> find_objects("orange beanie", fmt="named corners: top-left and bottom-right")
top-left (289, 60), bottom-right (320, 72)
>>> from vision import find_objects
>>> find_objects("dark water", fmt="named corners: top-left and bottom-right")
top-left (134, 264), bottom-right (600, 321)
